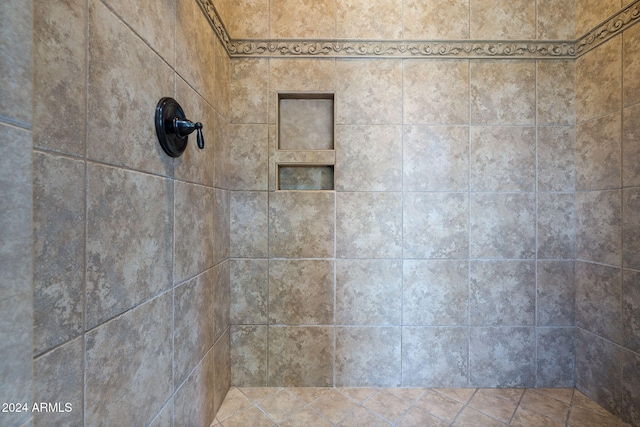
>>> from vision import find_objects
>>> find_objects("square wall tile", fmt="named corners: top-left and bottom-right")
top-left (270, 0), bottom-right (335, 38)
top-left (576, 261), bottom-right (622, 344)
top-left (470, 61), bottom-right (536, 125)
top-left (576, 113), bottom-right (621, 191)
top-left (537, 0), bottom-right (575, 40)
top-left (537, 61), bottom-right (576, 125)
top-left (402, 327), bottom-right (469, 387)
top-left (335, 125), bottom-right (402, 192)
top-left (230, 192), bottom-right (268, 258)
top-left (33, 152), bottom-right (84, 355)
top-left (469, 327), bottom-right (535, 387)
top-left (470, 0), bottom-right (535, 39)
top-left (537, 193), bottom-right (576, 259)
top-left (536, 327), bottom-right (575, 388)
top-left (214, 261), bottom-right (231, 342)
top-left (470, 126), bottom-right (536, 192)
top-left (214, 112), bottom-right (231, 190)
top-left (269, 260), bottom-right (334, 325)
top-left (268, 326), bottom-right (333, 386)
top-left (174, 350), bottom-right (215, 427)
top-left (231, 259), bottom-right (268, 325)
top-left (279, 98), bottom-right (334, 150)
top-left (403, 0), bottom-right (469, 39)
top-left (537, 261), bottom-right (575, 326)
top-left (335, 327), bottom-right (402, 387)
top-left (623, 188), bottom-right (640, 269)
top-left (538, 126), bottom-right (576, 192)
top-left (623, 269), bottom-right (640, 353)
top-left (337, 0), bottom-right (402, 39)
top-left (469, 261), bottom-right (536, 326)
top-left (229, 124), bottom-right (269, 190)
top-left (403, 193), bottom-right (469, 259)
top-left (336, 59), bottom-right (403, 125)
top-left (213, 330), bottom-right (232, 416)
top-left (403, 260), bottom-right (468, 326)
top-left (470, 193), bottom-right (536, 259)
top-left (86, 164), bottom-right (173, 329)
top-left (213, 189), bottom-right (230, 265)
top-left (231, 59), bottom-right (269, 124)
top-left (214, 21), bottom-right (231, 119)
top-left (231, 325), bottom-right (268, 386)
top-left (336, 259), bottom-right (402, 325)
top-left (403, 60), bottom-right (469, 125)
top-left (621, 349), bottom-right (640, 425)
top-left (336, 192), bottom-right (402, 259)
top-left (269, 191), bottom-right (335, 259)
top-left (576, 36), bottom-right (622, 123)
top-left (623, 104), bottom-right (640, 187)
top-left (624, 23), bottom-right (640, 107)
top-left (576, 0), bottom-right (620, 37)
top-left (576, 190), bottom-right (622, 266)
top-left (227, 0), bottom-right (269, 39)
top-left (403, 126), bottom-right (469, 192)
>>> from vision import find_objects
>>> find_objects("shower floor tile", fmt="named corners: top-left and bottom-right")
top-left (211, 387), bottom-right (631, 427)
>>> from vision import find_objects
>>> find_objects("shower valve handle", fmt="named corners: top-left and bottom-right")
top-left (173, 117), bottom-right (204, 149)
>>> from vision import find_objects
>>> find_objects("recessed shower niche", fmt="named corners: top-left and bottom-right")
top-left (274, 93), bottom-right (335, 191)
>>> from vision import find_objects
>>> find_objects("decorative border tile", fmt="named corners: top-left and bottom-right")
top-left (199, 0), bottom-right (639, 59)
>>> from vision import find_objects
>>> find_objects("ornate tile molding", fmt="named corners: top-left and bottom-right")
top-left (198, 0), bottom-right (639, 60)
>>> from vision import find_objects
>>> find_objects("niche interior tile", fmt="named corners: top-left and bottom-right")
top-left (537, 61), bottom-right (576, 125)
top-left (471, 61), bottom-right (536, 125)
top-left (88, 0), bottom-right (173, 175)
top-left (538, 126), bottom-right (576, 192)
top-left (174, 270), bottom-right (215, 387)
top-left (403, 125), bottom-right (469, 192)
top-left (86, 164), bottom-right (172, 328)
top-left (623, 104), bottom-right (640, 187)
top-left (537, 261), bottom-right (575, 326)
top-left (33, 152), bottom-right (84, 355)
top-left (576, 36), bottom-right (622, 123)
top-left (227, 0), bottom-right (269, 39)
top-left (230, 192), bottom-right (268, 258)
top-left (623, 269), bottom-right (640, 353)
top-left (403, 192), bottom-right (468, 259)
top-left (336, 259), bottom-right (402, 325)
top-left (33, 338), bottom-right (83, 427)
top-left (537, 327), bottom-right (575, 388)
top-left (335, 327), bottom-right (402, 387)
top-left (624, 23), bottom-right (640, 107)
top-left (270, 0), bottom-right (335, 38)
top-left (33, 0), bottom-right (86, 155)
top-left (230, 59), bottom-right (268, 124)
top-left (174, 350), bottom-right (215, 427)
top-left (623, 188), bottom-right (640, 269)
top-left (231, 325), bottom-right (267, 387)
top-left (469, 327), bottom-right (535, 388)
top-left (213, 261), bottom-right (230, 341)
top-left (174, 182), bottom-right (214, 284)
top-left (403, 0), bottom-right (469, 39)
top-left (470, 193), bottom-right (536, 259)
top-left (470, 0), bottom-right (535, 39)
top-left (403, 260), bottom-right (468, 326)
top-left (575, 328), bottom-right (622, 413)
top-left (576, 261), bottom-right (622, 343)
top-left (336, 192), bottom-right (402, 259)
top-left (229, 124), bottom-right (268, 190)
top-left (575, 0), bottom-right (620, 37)
top-left (404, 60), bottom-right (469, 125)
top-left (470, 260), bottom-right (536, 326)
top-left (85, 294), bottom-right (172, 426)
top-left (470, 126), bottom-right (536, 191)
top-left (576, 190), bottom-right (622, 266)
top-left (336, 0), bottom-right (402, 39)
top-left (268, 326), bottom-right (333, 387)
top-left (402, 327), bottom-right (469, 387)
top-left (575, 113), bottom-right (621, 191)
top-left (537, 0), bottom-right (576, 40)
top-left (537, 193), bottom-right (576, 259)
top-left (269, 191), bottom-right (334, 258)
top-left (336, 60), bottom-right (403, 125)
top-left (335, 125), bottom-right (402, 192)
top-left (279, 98), bottom-right (334, 150)
top-left (231, 259), bottom-right (268, 325)
top-left (269, 260), bottom-right (334, 325)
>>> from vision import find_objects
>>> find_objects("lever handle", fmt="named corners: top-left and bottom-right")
top-left (173, 118), bottom-right (205, 150)
top-left (196, 126), bottom-right (204, 149)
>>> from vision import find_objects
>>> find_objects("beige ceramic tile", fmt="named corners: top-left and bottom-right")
top-left (337, 388), bottom-right (378, 402)
top-left (576, 190), bottom-right (622, 266)
top-left (569, 406), bottom-right (627, 427)
top-left (470, 61), bottom-right (536, 125)
top-left (255, 389), bottom-right (306, 423)
top-left (576, 36), bottom-right (622, 123)
top-left (519, 389), bottom-right (570, 423)
top-left (404, 60), bottom-right (469, 125)
top-left (537, 193), bottom-right (576, 259)
top-left (239, 387), bottom-right (283, 403)
top-left (452, 407), bottom-right (506, 426)
top-left (230, 259), bottom-right (268, 323)
top-left (532, 388), bottom-right (574, 404)
top-left (575, 0), bottom-right (620, 37)
top-left (470, 0), bottom-right (535, 39)
top-left (279, 406), bottom-right (332, 427)
top-left (433, 388), bottom-right (477, 404)
top-left (623, 104), bottom-right (640, 187)
top-left (339, 406), bottom-right (392, 426)
top-left (230, 192), bottom-right (268, 258)
top-left (624, 23), bottom-right (640, 107)
top-left (337, 0), bottom-right (402, 39)
top-left (623, 188), bottom-right (640, 269)
top-left (227, 0), bottom-right (269, 38)
top-left (415, 390), bottom-right (464, 423)
top-left (219, 405), bottom-right (275, 427)
top-left (310, 389), bottom-right (359, 423)
top-left (468, 389), bottom-right (518, 423)
top-left (537, 261), bottom-right (576, 326)
top-left (363, 390), bottom-right (412, 423)
top-left (397, 406), bottom-right (449, 426)
top-left (575, 112), bottom-right (622, 191)
top-left (231, 59), bottom-right (269, 124)
top-left (214, 112), bottom-right (231, 189)
top-left (538, 126), bottom-right (576, 192)
top-left (229, 124), bottom-right (269, 190)
top-left (231, 325), bottom-right (268, 386)
top-left (538, 61), bottom-right (576, 125)
top-left (174, 351), bottom-right (215, 427)
top-left (279, 98), bottom-right (334, 150)
top-left (537, 0), bottom-right (576, 40)
top-left (216, 388), bottom-right (254, 421)
top-left (404, 0), bottom-right (469, 39)
top-left (387, 388), bottom-right (427, 403)
top-left (511, 407), bottom-right (565, 427)
top-left (270, 0), bottom-right (335, 38)
top-left (213, 330), bottom-right (232, 414)
top-left (290, 387), bottom-right (331, 403)
top-left (484, 388), bottom-right (526, 404)
top-left (214, 35), bottom-right (231, 119)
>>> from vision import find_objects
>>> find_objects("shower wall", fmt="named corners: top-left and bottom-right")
top-left (30, 0), bottom-right (230, 425)
top-left (574, 1), bottom-right (640, 425)
top-left (227, 1), bottom-right (578, 389)
top-left (0, 1), bottom-right (33, 427)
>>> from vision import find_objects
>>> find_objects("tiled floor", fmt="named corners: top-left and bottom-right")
top-left (212, 387), bottom-right (632, 427)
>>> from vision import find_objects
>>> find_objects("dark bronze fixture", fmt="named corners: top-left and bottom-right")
top-left (155, 97), bottom-right (204, 157)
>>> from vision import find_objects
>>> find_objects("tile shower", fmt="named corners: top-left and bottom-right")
top-left (0, 0), bottom-right (638, 427)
